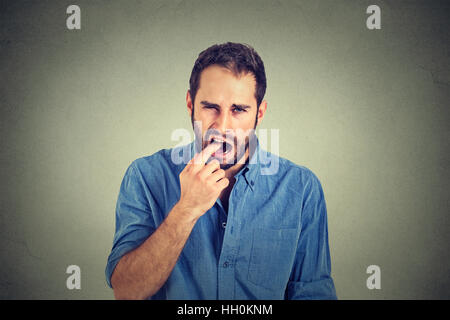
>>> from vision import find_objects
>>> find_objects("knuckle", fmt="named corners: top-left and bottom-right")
top-left (209, 159), bottom-right (220, 167)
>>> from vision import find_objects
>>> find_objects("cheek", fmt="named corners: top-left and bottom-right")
top-left (193, 113), bottom-right (213, 131)
top-left (243, 110), bottom-right (258, 122)
top-left (234, 132), bottom-right (252, 146)
top-left (236, 114), bottom-right (257, 130)
top-left (195, 108), bottom-right (215, 123)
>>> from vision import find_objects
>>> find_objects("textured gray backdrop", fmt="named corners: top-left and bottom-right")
top-left (0, 0), bottom-right (449, 299)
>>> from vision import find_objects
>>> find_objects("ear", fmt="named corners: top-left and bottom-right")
top-left (256, 100), bottom-right (267, 126)
top-left (186, 90), bottom-right (193, 117)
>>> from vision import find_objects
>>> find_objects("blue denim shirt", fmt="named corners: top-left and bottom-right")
top-left (105, 141), bottom-right (337, 299)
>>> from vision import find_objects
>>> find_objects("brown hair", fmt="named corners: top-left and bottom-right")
top-left (189, 42), bottom-right (267, 108)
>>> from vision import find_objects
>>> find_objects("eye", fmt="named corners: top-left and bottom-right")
top-left (204, 105), bottom-right (219, 112)
top-left (232, 107), bottom-right (247, 113)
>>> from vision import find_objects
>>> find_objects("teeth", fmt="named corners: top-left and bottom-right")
top-left (211, 137), bottom-right (225, 143)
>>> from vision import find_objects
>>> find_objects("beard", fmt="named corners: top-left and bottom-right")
top-left (205, 136), bottom-right (250, 170)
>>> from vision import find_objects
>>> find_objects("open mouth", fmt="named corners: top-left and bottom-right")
top-left (209, 137), bottom-right (233, 157)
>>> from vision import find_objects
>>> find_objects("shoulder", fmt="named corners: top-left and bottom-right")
top-left (276, 156), bottom-right (328, 224)
top-left (281, 156), bottom-right (321, 184)
top-left (128, 144), bottom-right (189, 179)
top-left (261, 150), bottom-right (323, 194)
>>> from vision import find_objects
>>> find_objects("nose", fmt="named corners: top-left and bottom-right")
top-left (214, 111), bottom-right (232, 134)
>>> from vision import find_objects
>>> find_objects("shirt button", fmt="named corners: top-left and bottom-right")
top-left (250, 180), bottom-right (254, 186)
top-left (223, 262), bottom-right (229, 268)
top-left (222, 222), bottom-right (227, 229)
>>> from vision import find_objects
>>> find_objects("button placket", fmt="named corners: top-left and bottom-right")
top-left (218, 174), bottom-right (249, 299)
top-left (232, 180), bottom-right (241, 201)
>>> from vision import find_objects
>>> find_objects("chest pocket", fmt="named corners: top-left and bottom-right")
top-left (247, 228), bottom-right (298, 290)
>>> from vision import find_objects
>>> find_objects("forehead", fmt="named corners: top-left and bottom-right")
top-left (197, 65), bottom-right (257, 106)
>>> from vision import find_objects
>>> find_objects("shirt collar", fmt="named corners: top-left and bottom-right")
top-left (233, 139), bottom-right (260, 191)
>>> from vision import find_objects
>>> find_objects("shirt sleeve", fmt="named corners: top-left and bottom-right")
top-left (105, 161), bottom-right (156, 288)
top-left (285, 170), bottom-right (337, 300)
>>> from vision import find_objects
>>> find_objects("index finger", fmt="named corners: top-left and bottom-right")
top-left (193, 142), bottom-right (221, 165)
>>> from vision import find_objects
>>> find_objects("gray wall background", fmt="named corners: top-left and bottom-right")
top-left (0, 0), bottom-right (449, 299)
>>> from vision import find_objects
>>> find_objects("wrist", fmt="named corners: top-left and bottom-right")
top-left (172, 201), bottom-right (201, 225)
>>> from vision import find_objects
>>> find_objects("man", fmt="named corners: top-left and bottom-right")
top-left (105, 42), bottom-right (337, 300)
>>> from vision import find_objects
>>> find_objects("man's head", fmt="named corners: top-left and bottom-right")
top-left (186, 42), bottom-right (267, 170)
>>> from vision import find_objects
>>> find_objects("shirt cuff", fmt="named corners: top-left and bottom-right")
top-left (105, 242), bottom-right (140, 289)
top-left (286, 278), bottom-right (337, 300)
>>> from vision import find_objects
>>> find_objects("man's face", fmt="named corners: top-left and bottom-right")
top-left (187, 65), bottom-right (266, 170)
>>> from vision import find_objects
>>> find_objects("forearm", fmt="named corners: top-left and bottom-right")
top-left (111, 203), bottom-right (198, 299)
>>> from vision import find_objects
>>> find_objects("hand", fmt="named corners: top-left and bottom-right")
top-left (177, 142), bottom-right (229, 220)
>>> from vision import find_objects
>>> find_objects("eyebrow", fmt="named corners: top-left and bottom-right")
top-left (200, 100), bottom-right (251, 110)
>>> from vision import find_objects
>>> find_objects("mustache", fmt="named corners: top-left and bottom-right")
top-left (206, 135), bottom-right (234, 146)
top-left (203, 129), bottom-right (234, 145)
